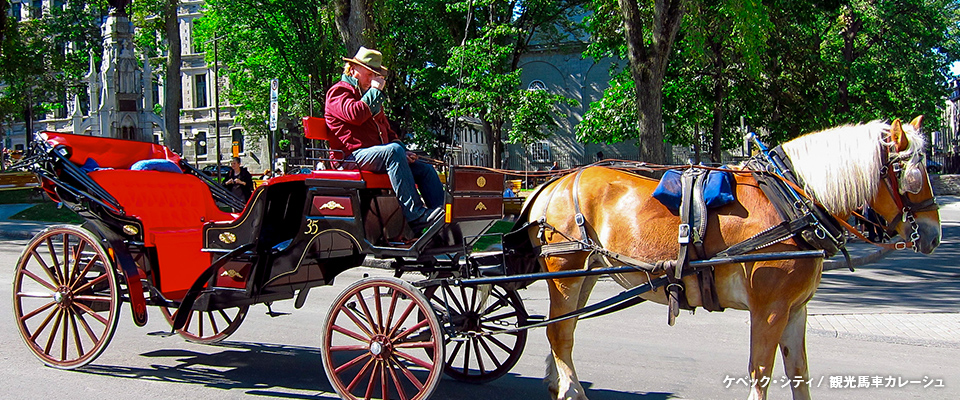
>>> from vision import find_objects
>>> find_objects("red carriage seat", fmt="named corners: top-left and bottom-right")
top-left (302, 116), bottom-right (393, 189)
top-left (42, 131), bottom-right (182, 169)
top-left (42, 132), bottom-right (237, 300)
top-left (88, 169), bottom-right (237, 300)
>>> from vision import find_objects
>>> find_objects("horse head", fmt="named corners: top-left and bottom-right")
top-left (869, 116), bottom-right (941, 254)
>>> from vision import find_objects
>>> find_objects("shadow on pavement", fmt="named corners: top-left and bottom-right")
top-left (812, 223), bottom-right (960, 313)
top-left (71, 340), bottom-right (674, 400)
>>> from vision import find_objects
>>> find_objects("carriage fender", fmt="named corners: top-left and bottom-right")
top-left (82, 222), bottom-right (149, 327)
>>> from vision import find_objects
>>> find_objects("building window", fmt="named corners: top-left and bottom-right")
top-left (231, 128), bottom-right (244, 153)
top-left (196, 131), bottom-right (207, 156)
top-left (30, 0), bottom-right (41, 18)
top-left (194, 74), bottom-right (207, 108)
top-left (530, 141), bottom-right (551, 162)
top-left (153, 134), bottom-right (161, 144)
top-left (528, 80), bottom-right (547, 91)
top-left (11, 2), bottom-right (21, 20)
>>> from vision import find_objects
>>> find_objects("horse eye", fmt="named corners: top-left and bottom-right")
top-left (900, 167), bottom-right (923, 194)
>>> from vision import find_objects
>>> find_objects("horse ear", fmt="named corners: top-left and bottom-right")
top-left (910, 115), bottom-right (924, 130)
top-left (889, 119), bottom-right (910, 152)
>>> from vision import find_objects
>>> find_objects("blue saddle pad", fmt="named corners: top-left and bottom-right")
top-left (131, 159), bottom-right (182, 173)
top-left (652, 168), bottom-right (736, 211)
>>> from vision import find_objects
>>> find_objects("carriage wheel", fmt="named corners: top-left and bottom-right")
top-left (12, 225), bottom-right (120, 369)
top-left (160, 305), bottom-right (249, 344)
top-left (321, 277), bottom-right (444, 400)
top-left (424, 283), bottom-right (527, 383)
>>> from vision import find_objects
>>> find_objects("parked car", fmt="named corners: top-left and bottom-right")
top-left (201, 164), bottom-right (232, 181)
top-left (927, 159), bottom-right (943, 174)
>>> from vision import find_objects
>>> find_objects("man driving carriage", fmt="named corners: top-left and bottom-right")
top-left (324, 47), bottom-right (445, 231)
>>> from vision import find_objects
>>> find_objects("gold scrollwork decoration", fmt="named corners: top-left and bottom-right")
top-left (219, 232), bottom-right (237, 244)
top-left (220, 269), bottom-right (244, 279)
top-left (319, 200), bottom-right (345, 210)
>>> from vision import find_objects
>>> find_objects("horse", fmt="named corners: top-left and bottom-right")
top-left (520, 117), bottom-right (941, 400)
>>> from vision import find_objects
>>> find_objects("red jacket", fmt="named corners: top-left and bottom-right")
top-left (324, 80), bottom-right (397, 158)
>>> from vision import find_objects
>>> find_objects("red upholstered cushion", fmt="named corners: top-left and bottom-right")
top-left (268, 170), bottom-right (392, 189)
top-left (42, 131), bottom-right (182, 169)
top-left (88, 169), bottom-right (236, 300)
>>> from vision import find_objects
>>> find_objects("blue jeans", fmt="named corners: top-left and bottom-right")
top-left (347, 143), bottom-right (444, 222)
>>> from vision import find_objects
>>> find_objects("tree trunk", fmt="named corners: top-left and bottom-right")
top-left (164, 0), bottom-right (182, 153)
top-left (710, 38), bottom-right (725, 164)
top-left (0, 0), bottom-right (8, 58)
top-left (619, 0), bottom-right (684, 166)
top-left (333, 0), bottom-right (376, 54)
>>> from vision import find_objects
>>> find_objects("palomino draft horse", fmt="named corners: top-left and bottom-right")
top-left (523, 117), bottom-right (940, 400)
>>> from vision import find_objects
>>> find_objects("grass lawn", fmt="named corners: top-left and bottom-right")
top-left (0, 188), bottom-right (44, 204)
top-left (472, 219), bottom-right (517, 252)
top-left (9, 202), bottom-right (84, 224)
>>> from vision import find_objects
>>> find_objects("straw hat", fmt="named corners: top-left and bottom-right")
top-left (342, 47), bottom-right (388, 76)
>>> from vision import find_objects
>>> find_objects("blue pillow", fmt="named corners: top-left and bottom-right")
top-left (130, 159), bottom-right (182, 173)
top-left (653, 168), bottom-right (735, 211)
top-left (80, 157), bottom-right (100, 173)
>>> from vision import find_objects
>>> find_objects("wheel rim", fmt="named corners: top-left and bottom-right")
top-left (160, 305), bottom-right (249, 344)
top-left (12, 226), bottom-right (120, 369)
top-left (322, 278), bottom-right (444, 400)
top-left (425, 284), bottom-right (527, 383)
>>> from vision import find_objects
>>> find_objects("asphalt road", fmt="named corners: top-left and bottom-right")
top-left (1, 204), bottom-right (959, 399)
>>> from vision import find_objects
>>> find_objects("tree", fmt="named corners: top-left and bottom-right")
top-left (130, 0), bottom-right (182, 151)
top-left (434, 0), bottom-right (583, 167)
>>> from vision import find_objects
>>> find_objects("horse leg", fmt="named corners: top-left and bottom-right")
top-left (779, 304), bottom-right (812, 400)
top-left (747, 305), bottom-right (791, 400)
top-left (543, 254), bottom-right (595, 400)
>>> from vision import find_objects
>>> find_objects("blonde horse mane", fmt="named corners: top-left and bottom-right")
top-left (780, 120), bottom-right (925, 215)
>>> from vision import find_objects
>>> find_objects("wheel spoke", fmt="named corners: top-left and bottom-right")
top-left (329, 344), bottom-right (371, 352)
top-left (472, 337), bottom-right (486, 374)
top-left (68, 241), bottom-right (86, 284)
top-left (30, 249), bottom-right (60, 286)
top-left (45, 237), bottom-right (64, 284)
top-left (394, 349), bottom-right (435, 371)
top-left (17, 291), bottom-right (55, 299)
top-left (477, 336), bottom-right (504, 369)
top-left (354, 291), bottom-right (379, 334)
top-left (483, 333), bottom-right (515, 353)
top-left (384, 290), bottom-right (399, 335)
top-left (394, 341), bottom-right (435, 350)
top-left (392, 318), bottom-right (429, 343)
top-left (19, 300), bottom-right (56, 322)
top-left (72, 273), bottom-right (108, 294)
top-left (20, 267), bottom-right (58, 292)
top-left (44, 308), bottom-right (65, 355)
top-left (60, 308), bottom-right (70, 361)
top-left (207, 312), bottom-right (220, 335)
top-left (341, 302), bottom-right (375, 338)
top-left (72, 294), bottom-right (113, 302)
top-left (374, 286), bottom-right (384, 336)
top-left (380, 359), bottom-right (389, 400)
top-left (385, 357), bottom-right (409, 400)
top-left (364, 360), bottom-right (378, 400)
top-left (196, 311), bottom-right (205, 337)
top-left (479, 295), bottom-right (509, 316)
top-left (72, 301), bottom-right (109, 326)
top-left (387, 301), bottom-right (417, 338)
top-left (461, 335), bottom-right (471, 373)
top-left (29, 305), bottom-right (61, 341)
top-left (332, 323), bottom-right (373, 344)
top-left (68, 308), bottom-right (85, 358)
top-left (392, 355), bottom-right (425, 391)
top-left (74, 308), bottom-right (99, 343)
top-left (68, 254), bottom-right (101, 291)
top-left (334, 352), bottom-right (372, 375)
top-left (442, 285), bottom-right (466, 314)
top-left (217, 309), bottom-right (234, 325)
top-left (447, 340), bottom-right (464, 364)
top-left (481, 310), bottom-right (519, 323)
top-left (345, 357), bottom-right (375, 392)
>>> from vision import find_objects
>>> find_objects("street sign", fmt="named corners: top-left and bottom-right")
top-left (269, 78), bottom-right (279, 132)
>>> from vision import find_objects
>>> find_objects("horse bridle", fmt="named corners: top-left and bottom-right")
top-left (877, 147), bottom-right (939, 251)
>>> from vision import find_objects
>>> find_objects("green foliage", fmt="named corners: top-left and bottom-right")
top-left (0, 1), bottom-right (107, 127)
top-left (576, 70), bottom-right (638, 143)
top-left (192, 0), bottom-right (343, 143)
